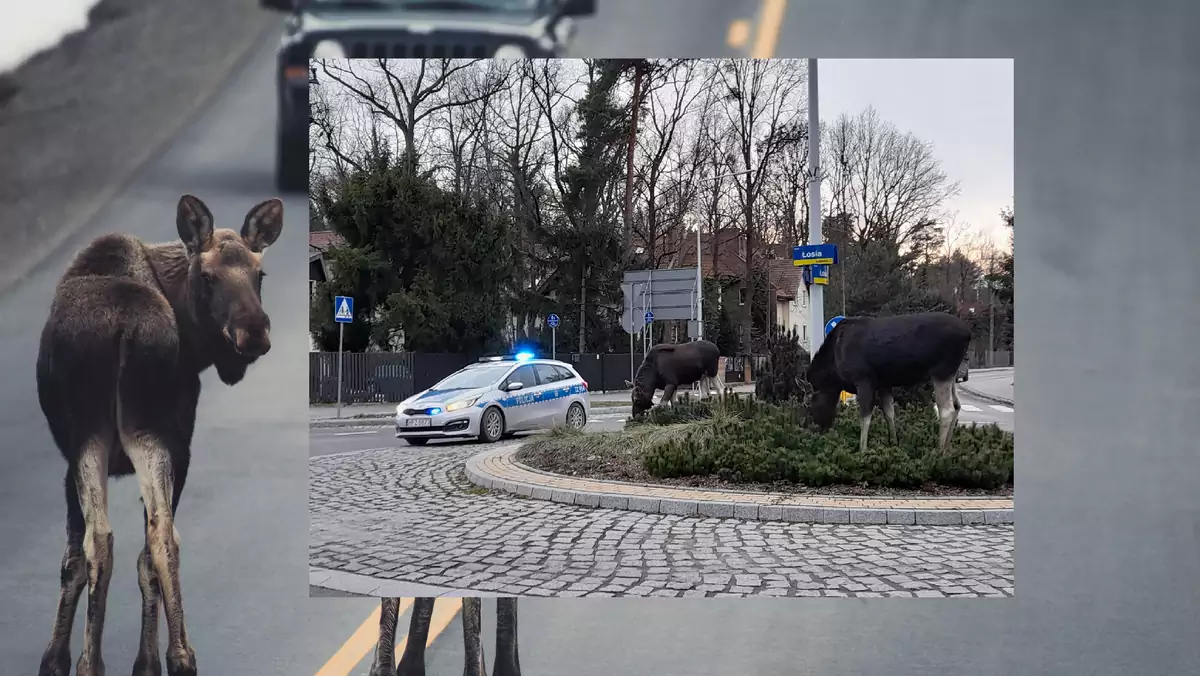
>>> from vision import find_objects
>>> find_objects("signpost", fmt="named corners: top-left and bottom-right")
top-left (644, 310), bottom-right (654, 324)
top-left (811, 263), bottom-right (830, 285)
top-left (792, 243), bottom-right (839, 266)
top-left (825, 315), bottom-right (845, 336)
top-left (333, 296), bottom-right (353, 418)
top-left (547, 313), bottom-right (559, 360)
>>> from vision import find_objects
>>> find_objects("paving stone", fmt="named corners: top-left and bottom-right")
top-left (309, 443), bottom-right (1013, 599)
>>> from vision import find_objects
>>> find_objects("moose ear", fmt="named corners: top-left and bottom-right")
top-left (241, 198), bottom-right (284, 253)
top-left (177, 195), bottom-right (214, 255)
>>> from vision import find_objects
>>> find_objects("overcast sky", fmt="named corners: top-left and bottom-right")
top-left (818, 59), bottom-right (1013, 246)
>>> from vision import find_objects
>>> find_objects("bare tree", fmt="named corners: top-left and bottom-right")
top-left (711, 59), bottom-right (808, 350)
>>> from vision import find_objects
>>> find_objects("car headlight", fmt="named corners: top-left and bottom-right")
top-left (312, 40), bottom-right (346, 59)
top-left (446, 396), bottom-right (480, 412)
top-left (494, 43), bottom-right (527, 59)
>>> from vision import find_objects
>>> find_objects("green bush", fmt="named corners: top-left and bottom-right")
top-left (636, 396), bottom-right (1013, 490)
top-left (754, 326), bottom-right (813, 405)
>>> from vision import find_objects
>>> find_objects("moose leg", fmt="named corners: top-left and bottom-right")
top-left (132, 510), bottom-right (164, 676)
top-left (462, 597), bottom-right (486, 676)
top-left (932, 378), bottom-right (958, 451)
top-left (76, 440), bottom-right (114, 676)
top-left (855, 384), bottom-right (876, 453)
top-left (660, 384), bottom-right (678, 406)
top-left (368, 599), bottom-right (401, 676)
top-left (494, 598), bottom-right (520, 676)
top-left (878, 389), bottom-right (898, 445)
top-left (38, 468), bottom-right (89, 676)
top-left (397, 598), bottom-right (436, 676)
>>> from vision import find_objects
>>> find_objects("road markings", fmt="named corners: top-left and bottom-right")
top-left (727, 19), bottom-right (751, 48)
top-left (333, 430), bottom-right (380, 436)
top-left (315, 598), bottom-right (463, 675)
top-left (991, 404), bottom-right (1014, 412)
top-left (751, 0), bottom-right (788, 58)
top-left (961, 404), bottom-right (982, 412)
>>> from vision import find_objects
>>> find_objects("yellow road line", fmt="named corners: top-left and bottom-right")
top-left (727, 19), bottom-right (751, 49)
top-left (315, 598), bottom-right (463, 676)
top-left (751, 0), bottom-right (788, 58)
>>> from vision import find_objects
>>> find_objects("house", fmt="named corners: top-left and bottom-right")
top-left (309, 230), bottom-right (342, 352)
top-left (670, 227), bottom-right (815, 350)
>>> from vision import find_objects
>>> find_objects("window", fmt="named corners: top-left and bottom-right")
top-left (803, 325), bottom-right (808, 341)
top-left (739, 287), bottom-right (747, 305)
top-left (534, 364), bottom-right (564, 384)
top-left (505, 365), bottom-right (539, 388)
top-left (552, 365), bottom-right (576, 381)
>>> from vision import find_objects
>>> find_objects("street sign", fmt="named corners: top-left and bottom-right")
top-left (644, 311), bottom-right (654, 323)
top-left (547, 313), bottom-right (560, 328)
top-left (812, 264), bottom-right (830, 285)
top-left (334, 296), bottom-right (354, 323)
top-left (825, 315), bottom-right (845, 336)
top-left (792, 243), bottom-right (839, 266)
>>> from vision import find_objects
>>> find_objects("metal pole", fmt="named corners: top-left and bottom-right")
top-left (806, 58), bottom-right (825, 355)
top-left (336, 322), bottom-right (344, 419)
top-left (988, 252), bottom-right (995, 367)
top-left (552, 326), bottom-right (556, 361)
top-left (696, 224), bottom-right (703, 340)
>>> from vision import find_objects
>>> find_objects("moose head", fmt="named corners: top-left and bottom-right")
top-left (177, 194), bottom-right (283, 385)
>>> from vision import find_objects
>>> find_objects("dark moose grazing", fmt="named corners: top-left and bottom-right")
top-left (370, 598), bottom-right (520, 676)
top-left (626, 339), bottom-right (724, 416)
top-left (36, 195), bottom-right (283, 676)
top-left (806, 312), bottom-right (971, 453)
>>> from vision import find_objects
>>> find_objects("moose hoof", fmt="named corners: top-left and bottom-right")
top-left (165, 648), bottom-right (196, 676)
top-left (75, 655), bottom-right (105, 676)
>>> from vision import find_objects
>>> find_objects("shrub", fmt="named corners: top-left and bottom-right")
top-left (754, 325), bottom-right (813, 405)
top-left (636, 396), bottom-right (1012, 490)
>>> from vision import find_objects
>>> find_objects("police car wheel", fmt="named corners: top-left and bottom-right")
top-left (479, 407), bottom-right (505, 443)
top-left (566, 403), bottom-right (586, 429)
top-left (405, 438), bottom-right (429, 446)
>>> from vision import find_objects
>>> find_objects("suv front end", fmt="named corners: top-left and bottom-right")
top-left (261, 0), bottom-right (596, 192)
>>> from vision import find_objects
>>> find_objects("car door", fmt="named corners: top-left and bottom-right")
top-left (533, 363), bottom-right (569, 425)
top-left (500, 364), bottom-right (542, 430)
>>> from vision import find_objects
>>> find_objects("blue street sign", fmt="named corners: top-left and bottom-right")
top-left (825, 315), bottom-right (845, 336)
top-left (334, 296), bottom-right (354, 323)
top-left (802, 266), bottom-right (813, 284)
top-left (812, 263), bottom-right (830, 285)
top-left (792, 243), bottom-right (839, 266)
top-left (547, 313), bottom-right (560, 328)
top-left (644, 311), bottom-right (654, 323)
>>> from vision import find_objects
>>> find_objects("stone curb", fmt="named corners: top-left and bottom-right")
top-left (958, 383), bottom-right (1014, 407)
top-left (464, 450), bottom-right (1013, 526)
top-left (310, 567), bottom-right (508, 598)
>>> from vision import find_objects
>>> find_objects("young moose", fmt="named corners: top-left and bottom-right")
top-left (36, 195), bottom-right (283, 676)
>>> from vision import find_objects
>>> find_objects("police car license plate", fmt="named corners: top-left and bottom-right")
top-left (406, 418), bottom-right (431, 428)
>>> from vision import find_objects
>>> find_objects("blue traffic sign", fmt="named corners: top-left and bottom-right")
top-left (547, 313), bottom-right (560, 328)
top-left (812, 263), bottom-right (830, 284)
top-left (644, 311), bottom-right (654, 323)
top-left (825, 315), bottom-right (845, 336)
top-left (792, 243), bottom-right (839, 266)
top-left (334, 296), bottom-right (354, 323)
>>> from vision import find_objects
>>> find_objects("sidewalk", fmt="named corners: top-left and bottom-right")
top-left (960, 367), bottom-right (1014, 406)
top-left (310, 383), bottom-right (759, 423)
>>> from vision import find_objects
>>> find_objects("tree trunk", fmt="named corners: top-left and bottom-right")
top-left (742, 200), bottom-right (755, 353)
top-left (622, 64), bottom-right (643, 265)
top-left (577, 265), bottom-right (588, 353)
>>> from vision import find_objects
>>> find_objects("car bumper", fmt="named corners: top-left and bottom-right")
top-left (394, 408), bottom-right (481, 439)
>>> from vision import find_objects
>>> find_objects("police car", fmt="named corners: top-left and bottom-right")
top-left (394, 353), bottom-right (590, 445)
top-left (260, 0), bottom-right (597, 192)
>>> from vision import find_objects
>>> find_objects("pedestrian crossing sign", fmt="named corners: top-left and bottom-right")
top-left (334, 296), bottom-right (354, 323)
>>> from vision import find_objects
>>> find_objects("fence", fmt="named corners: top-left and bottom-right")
top-left (968, 350), bottom-right (1014, 368)
top-left (309, 350), bottom-right (766, 404)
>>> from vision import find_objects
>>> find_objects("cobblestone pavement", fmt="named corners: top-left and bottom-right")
top-left (310, 444), bottom-right (1014, 598)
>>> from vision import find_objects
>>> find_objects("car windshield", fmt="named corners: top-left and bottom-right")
top-left (303, 0), bottom-right (542, 10)
top-left (433, 364), bottom-right (511, 390)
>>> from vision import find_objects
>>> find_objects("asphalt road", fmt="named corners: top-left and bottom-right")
top-left (0, 31), bottom-right (377, 676)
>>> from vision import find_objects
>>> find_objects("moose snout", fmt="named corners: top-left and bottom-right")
top-left (229, 315), bottom-right (271, 358)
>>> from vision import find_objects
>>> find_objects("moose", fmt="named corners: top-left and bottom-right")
top-left (370, 597), bottom-right (520, 676)
top-left (626, 339), bottom-right (725, 416)
top-left (806, 312), bottom-right (971, 453)
top-left (36, 195), bottom-right (283, 676)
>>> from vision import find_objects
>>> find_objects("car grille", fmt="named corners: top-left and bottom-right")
top-left (402, 408), bottom-right (427, 416)
top-left (347, 41), bottom-right (493, 58)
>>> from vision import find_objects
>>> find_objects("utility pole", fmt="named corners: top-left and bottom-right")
top-left (622, 62), bottom-right (643, 266)
top-left (988, 251), bottom-right (995, 367)
top-left (806, 59), bottom-right (825, 356)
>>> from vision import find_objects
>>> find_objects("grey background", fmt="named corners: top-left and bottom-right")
top-left (494, 2), bottom-right (1200, 674)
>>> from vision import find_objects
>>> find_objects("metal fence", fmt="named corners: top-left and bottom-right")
top-left (969, 350), bottom-right (1014, 368)
top-left (309, 351), bottom-right (767, 403)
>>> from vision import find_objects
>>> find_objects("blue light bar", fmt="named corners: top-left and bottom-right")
top-left (514, 351), bottom-right (535, 362)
